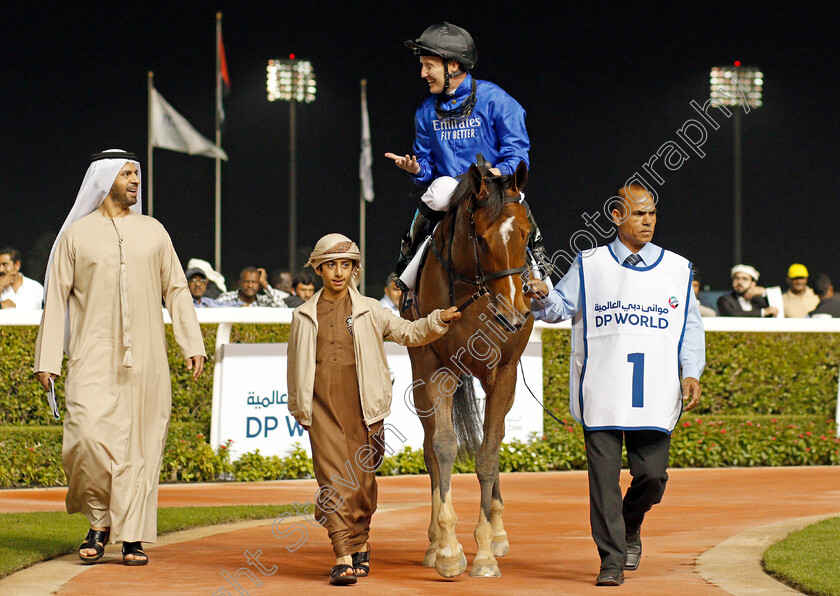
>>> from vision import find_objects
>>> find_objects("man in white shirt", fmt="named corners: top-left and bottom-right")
top-left (379, 275), bottom-right (401, 314)
top-left (0, 248), bottom-right (44, 309)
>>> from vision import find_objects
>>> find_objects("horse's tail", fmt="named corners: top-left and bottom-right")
top-left (452, 374), bottom-right (483, 459)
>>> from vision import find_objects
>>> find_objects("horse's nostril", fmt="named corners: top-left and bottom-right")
top-left (494, 314), bottom-right (522, 333)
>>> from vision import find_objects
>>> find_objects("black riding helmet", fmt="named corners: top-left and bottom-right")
top-left (405, 22), bottom-right (478, 72)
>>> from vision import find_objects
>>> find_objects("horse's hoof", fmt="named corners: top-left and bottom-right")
top-left (422, 545), bottom-right (437, 567)
top-left (435, 549), bottom-right (467, 578)
top-left (491, 533), bottom-right (509, 557)
top-left (470, 557), bottom-right (501, 577)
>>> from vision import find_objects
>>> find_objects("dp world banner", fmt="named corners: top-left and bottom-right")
top-left (211, 341), bottom-right (543, 461)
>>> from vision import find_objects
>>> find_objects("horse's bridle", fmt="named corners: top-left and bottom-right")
top-left (430, 193), bottom-right (527, 312)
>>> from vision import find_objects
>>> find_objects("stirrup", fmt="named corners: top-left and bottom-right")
top-left (393, 275), bottom-right (409, 294)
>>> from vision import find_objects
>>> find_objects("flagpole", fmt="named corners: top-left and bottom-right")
top-left (214, 12), bottom-right (223, 273)
top-left (359, 79), bottom-right (368, 295)
top-left (147, 71), bottom-right (154, 218)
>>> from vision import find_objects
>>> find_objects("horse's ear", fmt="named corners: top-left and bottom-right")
top-left (512, 160), bottom-right (528, 193)
top-left (468, 163), bottom-right (484, 196)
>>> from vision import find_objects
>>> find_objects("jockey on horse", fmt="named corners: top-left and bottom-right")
top-left (385, 22), bottom-right (548, 292)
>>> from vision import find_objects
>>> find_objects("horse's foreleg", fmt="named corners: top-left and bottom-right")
top-left (471, 365), bottom-right (517, 577)
top-left (420, 414), bottom-right (441, 566)
top-left (432, 393), bottom-right (466, 578)
top-left (471, 439), bottom-right (503, 577)
top-left (489, 478), bottom-right (509, 557)
top-left (410, 354), bottom-right (443, 566)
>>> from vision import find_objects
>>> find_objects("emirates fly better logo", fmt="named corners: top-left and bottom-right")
top-left (668, 296), bottom-right (680, 309)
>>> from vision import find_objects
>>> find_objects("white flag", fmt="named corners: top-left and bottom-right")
top-left (359, 80), bottom-right (374, 202)
top-left (150, 87), bottom-right (228, 161)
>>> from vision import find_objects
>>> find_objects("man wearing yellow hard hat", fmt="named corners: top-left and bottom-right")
top-left (782, 263), bottom-right (820, 318)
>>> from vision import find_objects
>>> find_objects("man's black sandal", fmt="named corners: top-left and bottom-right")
top-left (122, 541), bottom-right (148, 566)
top-left (78, 528), bottom-right (110, 563)
top-left (351, 549), bottom-right (370, 577)
top-left (329, 564), bottom-right (357, 586)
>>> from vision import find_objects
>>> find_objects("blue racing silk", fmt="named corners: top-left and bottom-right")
top-left (411, 74), bottom-right (530, 184)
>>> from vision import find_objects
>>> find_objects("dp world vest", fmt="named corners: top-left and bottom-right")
top-left (571, 245), bottom-right (693, 432)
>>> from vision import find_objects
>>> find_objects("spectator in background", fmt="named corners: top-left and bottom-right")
top-left (186, 266), bottom-right (220, 308)
top-left (0, 247), bottom-right (44, 309)
top-left (782, 263), bottom-right (820, 318)
top-left (271, 269), bottom-right (293, 298)
top-left (809, 273), bottom-right (840, 318)
top-left (293, 272), bottom-right (316, 300)
top-left (379, 274), bottom-right (402, 314)
top-left (284, 293), bottom-right (305, 308)
top-left (717, 264), bottom-right (778, 317)
top-left (691, 269), bottom-right (716, 317)
top-left (285, 271), bottom-right (316, 308)
top-left (186, 258), bottom-right (225, 299)
top-left (0, 254), bottom-right (13, 296)
top-left (217, 267), bottom-right (289, 307)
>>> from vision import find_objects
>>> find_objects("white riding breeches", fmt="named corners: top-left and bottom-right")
top-left (420, 175), bottom-right (525, 212)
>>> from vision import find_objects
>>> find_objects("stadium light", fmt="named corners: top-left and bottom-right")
top-left (267, 58), bottom-right (317, 271)
top-left (710, 64), bottom-right (763, 266)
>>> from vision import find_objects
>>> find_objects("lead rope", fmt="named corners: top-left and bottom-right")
top-left (110, 219), bottom-right (134, 367)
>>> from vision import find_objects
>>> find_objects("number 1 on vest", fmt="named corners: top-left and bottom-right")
top-left (627, 353), bottom-right (645, 408)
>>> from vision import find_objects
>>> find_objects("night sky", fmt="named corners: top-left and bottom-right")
top-left (2, 3), bottom-right (837, 294)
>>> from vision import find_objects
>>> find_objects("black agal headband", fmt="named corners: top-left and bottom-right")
top-left (89, 150), bottom-right (137, 163)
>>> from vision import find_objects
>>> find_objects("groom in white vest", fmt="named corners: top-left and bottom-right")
top-left (526, 184), bottom-right (704, 586)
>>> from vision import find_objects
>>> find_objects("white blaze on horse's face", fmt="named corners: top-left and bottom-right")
top-left (499, 216), bottom-right (516, 246)
top-left (498, 216), bottom-right (517, 305)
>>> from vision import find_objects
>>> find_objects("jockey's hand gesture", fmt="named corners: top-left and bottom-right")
top-left (385, 153), bottom-right (421, 175)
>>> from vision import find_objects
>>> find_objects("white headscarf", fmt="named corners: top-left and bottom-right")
top-left (44, 150), bottom-right (142, 289)
top-left (44, 150), bottom-right (142, 361)
top-left (730, 264), bottom-right (759, 282)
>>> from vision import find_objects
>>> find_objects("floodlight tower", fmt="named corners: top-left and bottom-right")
top-left (267, 56), bottom-right (317, 271)
top-left (710, 62), bottom-right (763, 265)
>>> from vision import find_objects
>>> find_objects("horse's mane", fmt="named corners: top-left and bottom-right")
top-left (447, 170), bottom-right (513, 222)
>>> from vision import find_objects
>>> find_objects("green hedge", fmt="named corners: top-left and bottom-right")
top-left (3, 326), bottom-right (838, 425)
top-left (2, 325), bottom-right (838, 487)
top-left (3, 416), bottom-right (837, 488)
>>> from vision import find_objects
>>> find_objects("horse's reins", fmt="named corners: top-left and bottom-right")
top-left (430, 191), bottom-right (527, 313)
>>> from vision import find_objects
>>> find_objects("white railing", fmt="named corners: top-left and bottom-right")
top-left (8, 307), bottom-right (840, 330)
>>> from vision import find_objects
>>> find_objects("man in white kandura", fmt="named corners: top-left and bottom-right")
top-left (34, 150), bottom-right (206, 566)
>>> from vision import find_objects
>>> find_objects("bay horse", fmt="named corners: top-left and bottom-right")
top-left (403, 159), bottom-right (534, 578)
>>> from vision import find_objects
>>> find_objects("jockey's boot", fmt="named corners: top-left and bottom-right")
top-left (523, 200), bottom-right (551, 278)
top-left (393, 209), bottom-right (432, 293)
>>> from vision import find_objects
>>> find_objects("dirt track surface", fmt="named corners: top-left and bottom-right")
top-left (2, 467), bottom-right (838, 595)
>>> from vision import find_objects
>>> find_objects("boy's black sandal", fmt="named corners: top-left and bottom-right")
top-left (329, 564), bottom-right (357, 586)
top-left (351, 549), bottom-right (370, 577)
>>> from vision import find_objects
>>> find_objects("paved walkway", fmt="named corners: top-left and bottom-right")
top-left (1, 467), bottom-right (838, 595)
